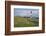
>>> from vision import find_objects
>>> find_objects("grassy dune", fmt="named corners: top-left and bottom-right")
top-left (14, 16), bottom-right (39, 27)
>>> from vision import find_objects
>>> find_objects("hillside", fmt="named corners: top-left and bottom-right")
top-left (14, 16), bottom-right (39, 27)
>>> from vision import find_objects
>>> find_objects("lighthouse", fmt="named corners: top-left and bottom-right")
top-left (30, 11), bottom-right (32, 18)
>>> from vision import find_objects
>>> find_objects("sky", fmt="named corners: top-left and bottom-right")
top-left (14, 8), bottom-right (39, 17)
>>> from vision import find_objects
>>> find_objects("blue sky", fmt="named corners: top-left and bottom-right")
top-left (14, 8), bottom-right (39, 17)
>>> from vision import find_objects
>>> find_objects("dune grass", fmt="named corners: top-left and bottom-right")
top-left (14, 16), bottom-right (39, 27)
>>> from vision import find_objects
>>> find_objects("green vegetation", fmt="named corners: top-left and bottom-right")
top-left (14, 16), bottom-right (39, 27)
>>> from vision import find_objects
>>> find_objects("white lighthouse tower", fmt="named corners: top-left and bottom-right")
top-left (30, 11), bottom-right (32, 18)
